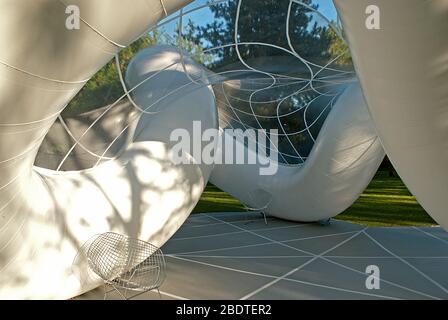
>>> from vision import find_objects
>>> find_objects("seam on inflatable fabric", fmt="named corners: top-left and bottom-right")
top-left (0, 110), bottom-right (61, 127)
top-left (57, 0), bottom-right (126, 49)
top-left (77, 17), bottom-right (126, 49)
top-left (0, 142), bottom-right (42, 165)
top-left (0, 188), bottom-right (20, 215)
top-left (160, 0), bottom-right (168, 16)
top-left (0, 59), bottom-right (89, 84)
top-left (0, 226), bottom-right (40, 277)
top-left (328, 136), bottom-right (379, 176)
top-left (0, 171), bottom-right (26, 192)
top-left (0, 207), bottom-right (28, 252)
top-left (0, 191), bottom-right (26, 233)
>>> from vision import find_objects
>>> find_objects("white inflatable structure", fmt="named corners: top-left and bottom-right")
top-left (211, 82), bottom-right (384, 222)
top-left (0, 0), bottom-right (446, 299)
top-left (334, 0), bottom-right (448, 230)
top-left (0, 0), bottom-right (212, 299)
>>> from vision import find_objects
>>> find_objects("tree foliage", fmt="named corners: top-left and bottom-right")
top-left (64, 33), bottom-right (159, 116)
top-left (192, 0), bottom-right (350, 69)
top-left (189, 0), bottom-right (352, 164)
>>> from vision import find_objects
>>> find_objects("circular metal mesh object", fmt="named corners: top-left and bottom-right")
top-left (87, 232), bottom-right (166, 292)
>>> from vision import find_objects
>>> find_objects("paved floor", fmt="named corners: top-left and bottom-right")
top-left (79, 212), bottom-right (448, 300)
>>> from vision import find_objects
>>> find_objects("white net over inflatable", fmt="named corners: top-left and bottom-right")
top-left (4, 0), bottom-right (447, 301)
top-left (36, 0), bottom-right (354, 170)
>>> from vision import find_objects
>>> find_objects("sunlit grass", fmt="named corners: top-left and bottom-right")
top-left (192, 184), bottom-right (245, 213)
top-left (337, 171), bottom-right (436, 227)
top-left (193, 171), bottom-right (437, 227)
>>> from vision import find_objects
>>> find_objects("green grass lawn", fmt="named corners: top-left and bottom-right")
top-left (192, 184), bottom-right (245, 214)
top-left (192, 170), bottom-right (437, 227)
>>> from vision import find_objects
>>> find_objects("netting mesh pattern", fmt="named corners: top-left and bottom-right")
top-left (87, 232), bottom-right (166, 291)
top-left (36, 0), bottom-right (355, 170)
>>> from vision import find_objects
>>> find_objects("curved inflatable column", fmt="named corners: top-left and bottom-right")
top-left (126, 45), bottom-right (218, 177)
top-left (0, 0), bottom-right (199, 299)
top-left (334, 0), bottom-right (448, 230)
top-left (211, 83), bottom-right (385, 222)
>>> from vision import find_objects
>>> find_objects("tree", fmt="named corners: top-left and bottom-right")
top-left (64, 32), bottom-right (159, 116)
top-left (175, 19), bottom-right (214, 65)
top-left (327, 27), bottom-right (352, 67)
top-left (188, 0), bottom-right (352, 164)
top-left (191, 0), bottom-right (339, 70)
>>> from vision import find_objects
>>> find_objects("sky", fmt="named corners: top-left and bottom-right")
top-left (312, 0), bottom-right (338, 21)
top-left (156, 0), bottom-right (337, 48)
top-left (158, 0), bottom-right (339, 40)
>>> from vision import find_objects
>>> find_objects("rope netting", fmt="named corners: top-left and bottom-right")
top-left (36, 0), bottom-right (355, 170)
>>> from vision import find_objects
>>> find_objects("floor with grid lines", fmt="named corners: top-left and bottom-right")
top-left (79, 211), bottom-right (448, 300)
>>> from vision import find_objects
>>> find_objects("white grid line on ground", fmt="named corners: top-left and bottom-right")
top-left (363, 230), bottom-right (448, 296)
top-left (170, 230), bottom-right (359, 256)
top-left (325, 256), bottom-right (448, 259)
top-left (159, 290), bottom-right (189, 300)
top-left (184, 216), bottom-right (279, 228)
top-left (171, 222), bottom-right (312, 241)
top-left (202, 213), bottom-right (395, 300)
top-left (170, 254), bottom-right (448, 259)
top-left (319, 255), bottom-right (442, 300)
top-left (239, 228), bottom-right (367, 300)
top-left (414, 227), bottom-right (448, 246)
top-left (170, 255), bottom-right (315, 259)
top-left (202, 213), bottom-right (442, 300)
top-left (167, 254), bottom-right (401, 300)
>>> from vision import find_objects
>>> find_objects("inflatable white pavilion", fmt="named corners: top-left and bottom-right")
top-left (0, 0), bottom-right (446, 299)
